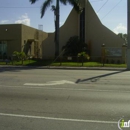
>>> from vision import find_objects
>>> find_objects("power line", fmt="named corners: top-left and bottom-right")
top-left (97, 0), bottom-right (109, 13)
top-left (89, 0), bottom-right (104, 2)
top-left (101, 0), bottom-right (123, 20)
top-left (0, 6), bottom-right (40, 8)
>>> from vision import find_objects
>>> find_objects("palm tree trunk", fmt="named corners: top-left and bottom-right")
top-left (55, 0), bottom-right (60, 57)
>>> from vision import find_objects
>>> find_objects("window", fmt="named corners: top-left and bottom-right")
top-left (0, 41), bottom-right (7, 59)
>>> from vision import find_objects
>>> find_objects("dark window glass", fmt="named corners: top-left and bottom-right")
top-left (0, 41), bottom-right (7, 59)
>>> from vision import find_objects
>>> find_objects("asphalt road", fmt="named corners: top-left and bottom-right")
top-left (0, 68), bottom-right (130, 130)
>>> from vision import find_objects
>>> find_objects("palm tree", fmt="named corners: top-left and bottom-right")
top-left (29, 0), bottom-right (82, 57)
top-left (51, 5), bottom-right (56, 43)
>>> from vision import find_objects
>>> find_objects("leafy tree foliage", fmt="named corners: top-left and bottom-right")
top-left (13, 51), bottom-right (26, 65)
top-left (77, 52), bottom-right (90, 60)
top-left (29, 0), bottom-right (82, 57)
top-left (77, 51), bottom-right (90, 66)
top-left (62, 36), bottom-right (89, 56)
top-left (118, 33), bottom-right (127, 44)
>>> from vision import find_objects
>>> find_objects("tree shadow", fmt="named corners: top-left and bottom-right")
top-left (0, 59), bottom-right (54, 73)
top-left (0, 66), bottom-right (46, 73)
top-left (75, 69), bottom-right (127, 84)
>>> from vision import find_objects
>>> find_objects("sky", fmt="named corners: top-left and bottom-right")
top-left (0, 0), bottom-right (127, 34)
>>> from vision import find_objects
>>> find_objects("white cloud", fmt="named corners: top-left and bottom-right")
top-left (0, 20), bottom-right (9, 24)
top-left (15, 13), bottom-right (30, 26)
top-left (113, 23), bottom-right (127, 34)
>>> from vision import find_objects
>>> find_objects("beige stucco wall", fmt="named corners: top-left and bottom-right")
top-left (0, 24), bottom-right (22, 57)
top-left (42, 8), bottom-right (79, 59)
top-left (21, 24), bottom-right (48, 58)
top-left (85, 1), bottom-right (125, 60)
top-left (42, 0), bottom-right (125, 60)
top-left (0, 0), bottom-right (125, 61)
top-left (0, 24), bottom-right (48, 58)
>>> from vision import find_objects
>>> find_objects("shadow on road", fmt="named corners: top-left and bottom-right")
top-left (0, 66), bottom-right (47, 73)
top-left (0, 60), bottom-right (53, 72)
top-left (75, 69), bottom-right (127, 84)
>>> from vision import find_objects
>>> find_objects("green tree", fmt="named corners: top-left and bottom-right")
top-left (78, 51), bottom-right (90, 66)
top-left (29, 0), bottom-right (82, 57)
top-left (13, 51), bottom-right (20, 61)
top-left (62, 36), bottom-right (89, 56)
top-left (19, 52), bottom-right (26, 65)
top-left (118, 33), bottom-right (127, 44)
top-left (13, 51), bottom-right (26, 65)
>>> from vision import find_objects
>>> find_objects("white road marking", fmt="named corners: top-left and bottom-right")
top-left (24, 80), bottom-right (75, 86)
top-left (0, 113), bottom-right (117, 124)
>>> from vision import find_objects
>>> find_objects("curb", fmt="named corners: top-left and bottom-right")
top-left (0, 65), bottom-right (127, 71)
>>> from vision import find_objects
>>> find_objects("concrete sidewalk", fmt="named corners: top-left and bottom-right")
top-left (0, 65), bottom-right (127, 71)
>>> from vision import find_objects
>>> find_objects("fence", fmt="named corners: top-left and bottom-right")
top-left (0, 55), bottom-right (127, 67)
top-left (48, 55), bottom-right (127, 67)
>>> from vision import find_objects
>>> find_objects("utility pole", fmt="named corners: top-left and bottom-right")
top-left (127, 0), bottom-right (130, 69)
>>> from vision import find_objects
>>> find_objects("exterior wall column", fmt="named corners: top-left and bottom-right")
top-left (85, 0), bottom-right (88, 43)
top-left (122, 44), bottom-right (127, 64)
top-left (79, 0), bottom-right (88, 42)
top-left (101, 43), bottom-right (106, 66)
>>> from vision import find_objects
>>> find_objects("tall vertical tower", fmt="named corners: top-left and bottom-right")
top-left (79, 0), bottom-right (88, 42)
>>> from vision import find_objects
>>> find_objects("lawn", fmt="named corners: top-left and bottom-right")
top-left (0, 59), bottom-right (127, 68)
top-left (0, 59), bottom-right (52, 66)
top-left (51, 62), bottom-right (126, 67)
